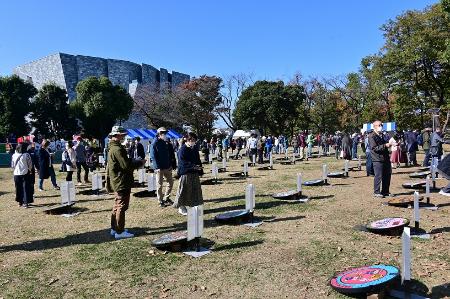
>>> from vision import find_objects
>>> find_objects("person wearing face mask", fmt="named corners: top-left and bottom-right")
top-left (368, 121), bottom-right (393, 198)
top-left (173, 132), bottom-right (204, 216)
top-left (106, 126), bottom-right (146, 239)
top-left (150, 127), bottom-right (177, 208)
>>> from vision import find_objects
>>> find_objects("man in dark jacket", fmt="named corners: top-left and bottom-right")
top-left (368, 121), bottom-right (393, 198)
top-left (150, 127), bottom-right (177, 207)
top-left (107, 126), bottom-right (145, 240)
top-left (130, 137), bottom-right (146, 160)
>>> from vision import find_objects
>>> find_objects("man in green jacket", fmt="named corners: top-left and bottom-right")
top-left (107, 126), bottom-right (146, 240)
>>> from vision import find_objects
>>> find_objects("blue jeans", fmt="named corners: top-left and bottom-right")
top-left (307, 144), bottom-right (313, 157)
top-left (39, 167), bottom-right (58, 189)
top-left (366, 152), bottom-right (374, 176)
top-left (423, 149), bottom-right (431, 167)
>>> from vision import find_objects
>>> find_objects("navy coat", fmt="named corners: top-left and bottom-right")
top-left (38, 148), bottom-right (51, 179)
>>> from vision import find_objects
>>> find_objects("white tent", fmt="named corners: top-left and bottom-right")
top-left (233, 130), bottom-right (251, 139)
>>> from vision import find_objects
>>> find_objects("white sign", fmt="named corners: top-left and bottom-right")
top-left (269, 153), bottom-right (273, 168)
top-left (413, 191), bottom-right (420, 227)
top-left (226, 152), bottom-right (229, 161)
top-left (245, 184), bottom-right (255, 211)
top-left (138, 168), bottom-right (146, 184)
top-left (208, 152), bottom-right (213, 164)
top-left (252, 155), bottom-right (256, 165)
top-left (147, 173), bottom-right (156, 192)
top-left (243, 161), bottom-right (249, 176)
top-left (91, 173), bottom-right (103, 191)
top-left (425, 175), bottom-right (430, 201)
top-left (187, 205), bottom-right (204, 241)
top-left (297, 173), bottom-right (302, 193)
top-left (401, 227), bottom-right (411, 283)
top-left (322, 164), bottom-right (328, 181)
top-left (212, 162), bottom-right (218, 179)
top-left (222, 158), bottom-right (227, 170)
top-left (61, 181), bottom-right (75, 205)
top-left (98, 155), bottom-right (105, 164)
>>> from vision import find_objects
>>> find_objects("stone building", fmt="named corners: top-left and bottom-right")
top-left (13, 53), bottom-right (190, 127)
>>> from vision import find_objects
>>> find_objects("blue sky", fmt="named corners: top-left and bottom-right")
top-left (0, 0), bottom-right (438, 81)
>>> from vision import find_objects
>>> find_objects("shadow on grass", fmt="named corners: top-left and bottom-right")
top-left (34, 194), bottom-right (60, 199)
top-left (309, 195), bottom-right (334, 200)
top-left (204, 200), bottom-right (301, 215)
top-left (429, 226), bottom-right (450, 234)
top-left (213, 240), bottom-right (264, 252)
top-left (0, 225), bottom-right (189, 253)
top-left (264, 215), bottom-right (305, 223)
top-left (431, 282), bottom-right (450, 297)
top-left (437, 202), bottom-right (450, 208)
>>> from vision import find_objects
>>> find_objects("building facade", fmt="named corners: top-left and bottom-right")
top-left (13, 53), bottom-right (190, 127)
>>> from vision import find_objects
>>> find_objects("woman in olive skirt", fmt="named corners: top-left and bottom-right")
top-left (173, 132), bottom-right (204, 215)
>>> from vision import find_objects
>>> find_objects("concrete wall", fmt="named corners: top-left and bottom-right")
top-left (107, 59), bottom-right (142, 91)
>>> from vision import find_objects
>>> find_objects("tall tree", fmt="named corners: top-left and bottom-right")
top-left (0, 75), bottom-right (37, 139)
top-left (175, 75), bottom-right (222, 139)
top-left (233, 80), bottom-right (304, 135)
top-left (31, 83), bottom-right (79, 140)
top-left (71, 76), bottom-right (134, 140)
top-left (217, 73), bottom-right (253, 131)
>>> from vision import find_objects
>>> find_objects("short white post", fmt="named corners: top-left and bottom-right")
top-left (212, 162), bottom-right (218, 181)
top-left (292, 151), bottom-right (296, 164)
top-left (245, 184), bottom-right (255, 212)
top-left (344, 160), bottom-right (349, 177)
top-left (252, 154), bottom-right (256, 166)
top-left (61, 181), bottom-right (75, 205)
top-left (431, 162), bottom-right (436, 189)
top-left (138, 168), bottom-right (146, 184)
top-left (413, 191), bottom-right (420, 231)
top-left (243, 161), bottom-right (249, 177)
top-left (285, 148), bottom-right (288, 159)
top-left (269, 152), bottom-right (273, 169)
top-left (322, 164), bottom-right (328, 184)
top-left (147, 173), bottom-right (156, 192)
top-left (222, 158), bottom-right (227, 170)
top-left (187, 205), bottom-right (204, 251)
top-left (425, 175), bottom-right (431, 204)
top-left (358, 155), bottom-right (362, 171)
top-left (208, 152), bottom-right (213, 164)
top-left (297, 173), bottom-right (302, 196)
top-left (401, 227), bottom-right (411, 285)
top-left (226, 151), bottom-right (230, 161)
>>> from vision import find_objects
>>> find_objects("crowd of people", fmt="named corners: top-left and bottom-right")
top-left (9, 121), bottom-right (450, 239)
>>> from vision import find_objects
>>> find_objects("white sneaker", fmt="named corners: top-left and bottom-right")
top-left (110, 228), bottom-right (128, 236)
top-left (439, 190), bottom-right (450, 197)
top-left (178, 207), bottom-right (187, 216)
top-left (114, 231), bottom-right (134, 240)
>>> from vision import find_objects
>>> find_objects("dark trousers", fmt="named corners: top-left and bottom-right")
top-left (39, 167), bottom-right (58, 189)
top-left (366, 152), bottom-right (374, 176)
top-left (257, 149), bottom-right (264, 164)
top-left (111, 189), bottom-right (131, 233)
top-left (14, 175), bottom-right (33, 205)
top-left (76, 162), bottom-right (89, 183)
top-left (373, 161), bottom-right (391, 195)
top-left (423, 149), bottom-right (431, 167)
top-left (407, 151), bottom-right (417, 165)
top-left (66, 171), bottom-right (73, 181)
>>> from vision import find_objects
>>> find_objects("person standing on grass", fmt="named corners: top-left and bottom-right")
top-left (38, 140), bottom-right (60, 191)
top-left (306, 132), bottom-right (314, 158)
top-left (368, 121), bottom-right (393, 198)
top-left (150, 127), bottom-right (177, 208)
top-left (364, 132), bottom-right (374, 176)
top-left (63, 141), bottom-right (77, 181)
top-left (421, 126), bottom-right (432, 167)
top-left (12, 143), bottom-right (33, 208)
top-left (106, 126), bottom-right (146, 240)
top-left (247, 133), bottom-right (258, 162)
top-left (26, 142), bottom-right (38, 199)
top-left (173, 132), bottom-right (204, 216)
top-left (74, 137), bottom-right (89, 185)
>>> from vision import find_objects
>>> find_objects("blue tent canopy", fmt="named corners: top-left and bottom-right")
top-left (363, 122), bottom-right (397, 132)
top-left (126, 128), bottom-right (156, 139)
top-left (168, 129), bottom-right (182, 139)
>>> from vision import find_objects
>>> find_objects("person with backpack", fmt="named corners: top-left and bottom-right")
top-left (63, 141), bottom-right (77, 181)
top-left (12, 142), bottom-right (33, 207)
top-left (420, 126), bottom-right (432, 167)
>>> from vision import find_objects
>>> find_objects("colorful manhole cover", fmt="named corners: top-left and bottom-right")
top-left (330, 264), bottom-right (400, 294)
